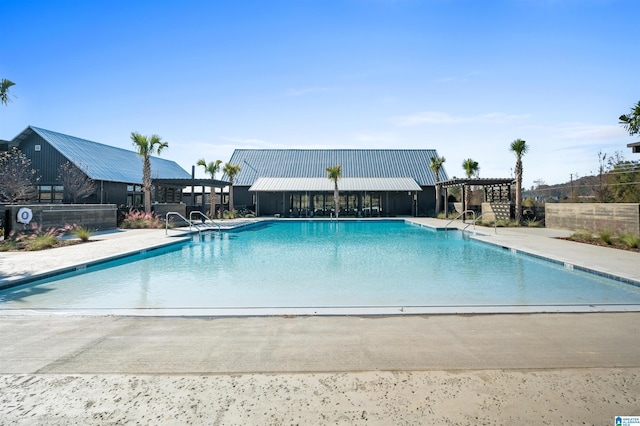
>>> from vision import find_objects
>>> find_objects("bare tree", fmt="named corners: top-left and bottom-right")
top-left (58, 161), bottom-right (97, 203)
top-left (0, 147), bottom-right (38, 203)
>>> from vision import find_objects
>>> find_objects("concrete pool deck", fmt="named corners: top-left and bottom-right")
top-left (1, 218), bottom-right (640, 423)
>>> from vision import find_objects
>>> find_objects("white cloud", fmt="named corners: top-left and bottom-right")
top-left (390, 111), bottom-right (530, 127)
top-left (553, 123), bottom-right (627, 141)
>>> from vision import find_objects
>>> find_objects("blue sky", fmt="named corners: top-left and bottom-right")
top-left (1, 0), bottom-right (638, 188)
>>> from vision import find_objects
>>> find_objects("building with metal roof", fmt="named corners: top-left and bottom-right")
top-left (224, 149), bottom-right (448, 217)
top-left (6, 126), bottom-right (192, 207)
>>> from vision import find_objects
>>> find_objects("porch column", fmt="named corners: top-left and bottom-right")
top-left (444, 187), bottom-right (448, 218)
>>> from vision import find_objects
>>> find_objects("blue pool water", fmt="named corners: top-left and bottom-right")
top-left (1, 220), bottom-right (640, 310)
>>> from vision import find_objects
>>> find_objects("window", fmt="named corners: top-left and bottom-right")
top-left (37, 185), bottom-right (64, 203)
top-left (126, 185), bottom-right (144, 208)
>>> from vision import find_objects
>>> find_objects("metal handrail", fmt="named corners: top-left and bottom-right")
top-left (444, 210), bottom-right (475, 230)
top-left (463, 213), bottom-right (496, 234)
top-left (189, 211), bottom-right (221, 231)
top-left (165, 211), bottom-right (196, 235)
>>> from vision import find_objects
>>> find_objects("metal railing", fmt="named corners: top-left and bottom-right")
top-left (463, 213), bottom-right (496, 234)
top-left (189, 211), bottom-right (221, 231)
top-left (165, 211), bottom-right (194, 235)
top-left (166, 211), bottom-right (223, 237)
top-left (445, 211), bottom-right (497, 234)
top-left (444, 210), bottom-right (475, 230)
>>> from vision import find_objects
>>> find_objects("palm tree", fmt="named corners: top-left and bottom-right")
top-left (509, 139), bottom-right (528, 222)
top-left (462, 158), bottom-right (480, 217)
top-left (1, 79), bottom-right (16, 106)
top-left (222, 163), bottom-right (241, 213)
top-left (619, 101), bottom-right (640, 136)
top-left (130, 132), bottom-right (169, 213)
top-left (197, 158), bottom-right (223, 218)
top-left (429, 156), bottom-right (446, 216)
top-left (326, 164), bottom-right (341, 218)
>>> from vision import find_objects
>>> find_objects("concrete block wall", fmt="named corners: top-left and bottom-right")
top-left (5, 204), bottom-right (117, 234)
top-left (152, 203), bottom-right (187, 220)
top-left (545, 203), bottom-right (640, 235)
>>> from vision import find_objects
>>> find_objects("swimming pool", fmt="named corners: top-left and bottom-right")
top-left (1, 220), bottom-right (640, 314)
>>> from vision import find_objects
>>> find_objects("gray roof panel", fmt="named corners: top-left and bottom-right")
top-left (226, 149), bottom-right (448, 186)
top-left (21, 127), bottom-right (190, 183)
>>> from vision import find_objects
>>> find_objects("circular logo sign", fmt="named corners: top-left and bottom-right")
top-left (16, 207), bottom-right (33, 224)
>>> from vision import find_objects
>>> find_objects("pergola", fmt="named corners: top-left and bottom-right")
top-left (628, 141), bottom-right (640, 153)
top-left (152, 177), bottom-right (230, 210)
top-left (438, 177), bottom-right (514, 218)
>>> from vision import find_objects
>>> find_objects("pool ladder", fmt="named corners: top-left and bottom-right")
top-left (445, 211), bottom-right (496, 234)
top-left (165, 211), bottom-right (221, 236)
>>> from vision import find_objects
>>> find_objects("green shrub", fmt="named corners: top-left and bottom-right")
top-left (570, 230), bottom-right (593, 241)
top-left (524, 218), bottom-right (542, 227)
top-left (222, 210), bottom-right (237, 219)
top-left (0, 238), bottom-right (18, 251)
top-left (598, 229), bottom-right (614, 245)
top-left (620, 232), bottom-right (640, 249)
top-left (26, 232), bottom-right (58, 250)
top-left (0, 224), bottom-right (91, 251)
top-left (7, 226), bottom-right (66, 251)
top-left (72, 226), bottom-right (92, 241)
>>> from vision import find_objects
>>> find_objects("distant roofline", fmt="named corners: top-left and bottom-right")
top-left (628, 141), bottom-right (640, 153)
top-left (153, 178), bottom-right (230, 187)
top-left (232, 148), bottom-right (439, 152)
top-left (440, 178), bottom-right (514, 188)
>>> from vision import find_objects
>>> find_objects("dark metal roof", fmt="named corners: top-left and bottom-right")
top-left (225, 149), bottom-right (448, 187)
top-left (440, 177), bottom-right (514, 188)
top-left (13, 126), bottom-right (191, 184)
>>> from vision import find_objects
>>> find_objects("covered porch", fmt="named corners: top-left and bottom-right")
top-left (151, 177), bottom-right (230, 217)
top-left (248, 177), bottom-right (422, 217)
